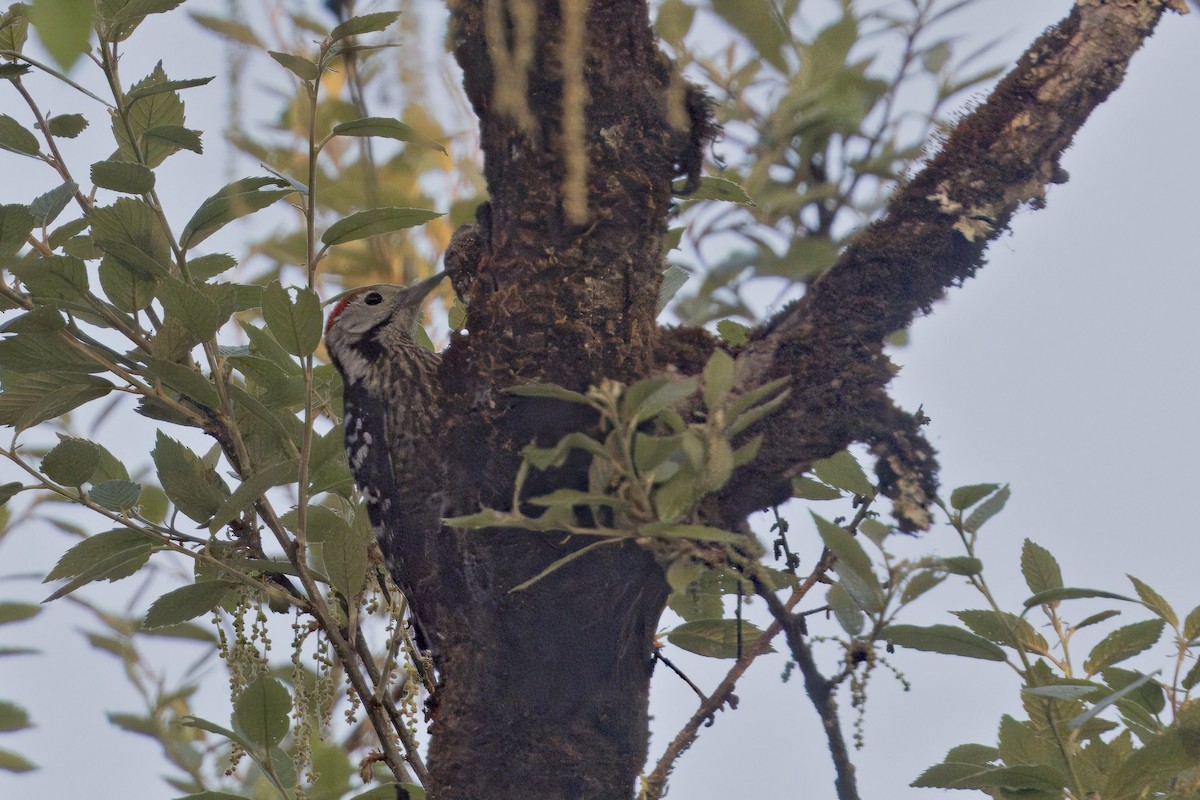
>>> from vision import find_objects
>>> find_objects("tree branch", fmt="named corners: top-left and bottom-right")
top-left (719, 0), bottom-right (1181, 525)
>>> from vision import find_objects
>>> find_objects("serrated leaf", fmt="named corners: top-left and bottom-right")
top-left (89, 197), bottom-right (172, 277)
top-left (709, 0), bottom-right (787, 72)
top-left (1128, 575), bottom-right (1176, 627)
top-left (791, 476), bottom-right (842, 500)
top-left (40, 434), bottom-right (100, 485)
top-left (152, 431), bottom-right (229, 525)
top-left (322, 511), bottom-right (371, 601)
top-left (94, 0), bottom-right (185, 42)
top-left (1083, 619), bottom-right (1165, 676)
top-left (111, 62), bottom-right (185, 168)
top-left (331, 116), bottom-right (446, 154)
top-left (268, 50), bottom-right (319, 81)
top-left (142, 124), bottom-right (202, 154)
top-left (43, 534), bottom-right (154, 600)
top-left (233, 674), bottom-right (291, 749)
top-left (88, 479), bottom-right (141, 511)
top-left (209, 461), bottom-right (298, 534)
top-left (321, 207), bottom-right (442, 246)
top-left (883, 624), bottom-right (1007, 661)
top-left (1021, 684), bottom-right (1098, 701)
top-left (0, 482), bottom-right (22, 506)
top-left (41, 113), bottom-right (87, 140)
top-left (716, 319), bottom-right (749, 345)
top-left (0, 4), bottom-right (31, 56)
top-left (1184, 604), bottom-right (1200, 642)
top-left (0, 113), bottom-right (37, 156)
top-left (157, 278), bottom-right (229, 342)
top-left (125, 76), bottom-right (213, 103)
top-left (1075, 609), bottom-right (1122, 631)
top-left (964, 484), bottom-right (1009, 532)
top-left (1020, 538), bottom-right (1063, 597)
top-left (44, 528), bottom-right (148, 581)
top-left (827, 581), bottom-right (864, 635)
top-left (0, 372), bottom-right (111, 430)
top-left (657, 263), bottom-right (688, 314)
top-left (640, 522), bottom-right (743, 544)
top-left (330, 11), bottom-right (400, 40)
top-left (811, 450), bottom-right (874, 498)
top-left (672, 176), bottom-right (755, 205)
top-left (1024, 587), bottom-right (1136, 608)
top-left (181, 176), bottom-right (292, 250)
top-left (937, 556), bottom-right (983, 576)
top-left (0, 204), bottom-right (34, 257)
top-left (949, 483), bottom-right (1000, 511)
top-left (667, 618), bottom-right (771, 659)
top-left (90, 160), bottom-right (155, 194)
top-left (143, 580), bottom-right (234, 628)
top-left (900, 569), bottom-right (945, 604)
top-left (262, 281), bottom-right (322, 356)
top-left (29, 182), bottom-right (75, 227)
top-left (953, 609), bottom-right (1048, 653)
top-left (506, 382), bottom-right (593, 405)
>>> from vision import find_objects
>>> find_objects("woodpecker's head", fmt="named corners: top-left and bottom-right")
top-left (324, 272), bottom-right (448, 369)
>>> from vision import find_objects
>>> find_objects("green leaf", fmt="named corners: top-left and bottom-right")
top-left (0, 4), bottom-right (31, 56)
top-left (1021, 684), bottom-right (1098, 701)
top-left (709, 0), bottom-right (787, 72)
top-left (1020, 538), bottom-right (1063, 597)
top-left (0, 602), bottom-right (38, 625)
top-left (141, 124), bottom-right (202, 154)
top-left (1024, 587), bottom-right (1137, 608)
top-left (882, 624), bottom-right (1007, 662)
top-left (811, 450), bottom-right (874, 498)
top-left (963, 483), bottom-right (1009, 532)
top-left (0, 700), bottom-right (30, 732)
top-left (0, 747), bottom-right (36, 772)
top-left (40, 434), bottom-right (100, 485)
top-left (640, 522), bottom-right (744, 544)
top-left (330, 11), bottom-right (400, 40)
top-left (0, 372), bottom-right (111, 430)
top-left (90, 160), bottom-right (155, 194)
top-left (657, 263), bottom-right (688, 314)
top-left (506, 382), bottom-right (593, 405)
top-left (233, 674), bottom-right (291, 749)
top-left (0, 113), bottom-right (38, 156)
top-left (525, 489), bottom-right (627, 509)
top-left (125, 76), bottom-right (213, 103)
top-left (0, 482), bottom-right (22, 506)
top-left (181, 176), bottom-right (292, 250)
top-left (89, 197), bottom-right (172, 277)
top-left (145, 357), bottom-right (220, 407)
top-left (702, 349), bottom-right (735, 413)
top-left (152, 431), bottom-right (229, 525)
top-left (188, 12), bottom-right (263, 47)
top-left (43, 532), bottom-right (154, 601)
top-left (43, 528), bottom-right (149, 581)
top-left (262, 281), bottom-right (322, 357)
top-left (953, 609), bottom-right (1048, 653)
top-left (1083, 619), bottom-right (1165, 676)
top-left (667, 618), bottom-right (771, 659)
top-left (0, 204), bottom-right (35, 257)
top-left (44, 113), bottom-right (87, 138)
top-left (672, 175), bottom-right (756, 205)
top-left (900, 570), bottom-right (945, 604)
top-left (620, 376), bottom-right (698, 423)
top-left (31, 0), bottom-right (92, 69)
top-left (88, 479), bottom-right (141, 511)
top-left (112, 62), bottom-right (186, 167)
top-left (827, 581), bottom-right (864, 635)
top-left (268, 50), bottom-right (319, 81)
top-left (936, 556), bottom-right (983, 576)
top-left (1128, 575), bottom-right (1176, 627)
top-left (949, 483), bottom-right (1000, 511)
top-left (716, 319), bottom-right (749, 345)
top-left (209, 461), bottom-right (298, 534)
top-left (321, 207), bottom-right (442, 246)
top-left (322, 510), bottom-right (371, 601)
top-left (522, 432), bottom-right (608, 470)
top-left (29, 182), bottom-right (75, 227)
top-left (143, 580), bottom-right (234, 629)
top-left (331, 117), bottom-right (447, 154)
top-left (1184, 604), bottom-right (1200, 642)
top-left (94, 0), bottom-right (185, 42)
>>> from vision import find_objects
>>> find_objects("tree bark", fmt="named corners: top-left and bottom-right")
top-left (385, 1), bottom-right (1181, 797)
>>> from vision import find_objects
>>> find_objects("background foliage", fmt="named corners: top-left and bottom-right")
top-left (0, 1), bottom-right (1196, 798)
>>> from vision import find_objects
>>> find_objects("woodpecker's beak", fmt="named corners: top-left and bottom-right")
top-left (397, 270), bottom-right (449, 309)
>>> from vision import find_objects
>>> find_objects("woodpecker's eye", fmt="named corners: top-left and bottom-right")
top-left (363, 291), bottom-right (384, 306)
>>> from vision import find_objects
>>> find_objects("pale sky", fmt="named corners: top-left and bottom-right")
top-left (2, 1), bottom-right (1198, 799)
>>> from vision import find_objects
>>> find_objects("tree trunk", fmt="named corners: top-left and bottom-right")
top-left (380, 0), bottom-right (1178, 797)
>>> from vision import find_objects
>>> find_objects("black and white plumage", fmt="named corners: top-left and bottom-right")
top-left (324, 273), bottom-right (449, 640)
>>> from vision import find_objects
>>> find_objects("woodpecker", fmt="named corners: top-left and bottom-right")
top-left (323, 272), bottom-right (449, 643)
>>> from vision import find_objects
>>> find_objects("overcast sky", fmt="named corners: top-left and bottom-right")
top-left (2, 1), bottom-right (1198, 799)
